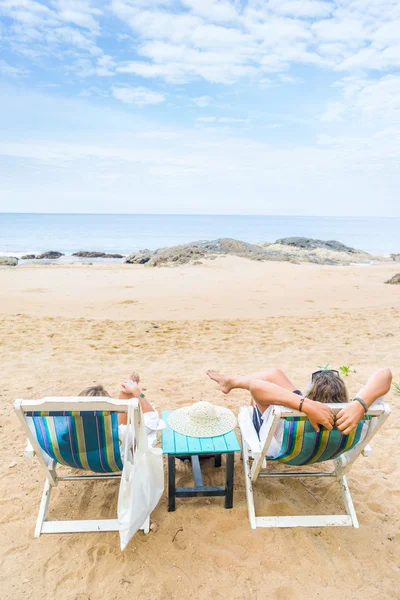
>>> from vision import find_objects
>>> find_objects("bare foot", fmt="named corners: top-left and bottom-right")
top-left (129, 371), bottom-right (147, 390)
top-left (121, 379), bottom-right (142, 398)
top-left (130, 371), bottom-right (140, 383)
top-left (206, 370), bottom-right (233, 394)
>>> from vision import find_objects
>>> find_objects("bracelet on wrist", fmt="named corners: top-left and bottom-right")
top-left (352, 396), bottom-right (368, 413)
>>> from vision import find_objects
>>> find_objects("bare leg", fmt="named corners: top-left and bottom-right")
top-left (207, 369), bottom-right (335, 431)
top-left (206, 368), bottom-right (298, 395)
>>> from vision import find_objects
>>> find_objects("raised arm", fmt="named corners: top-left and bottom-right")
top-left (336, 368), bottom-right (392, 434)
top-left (118, 379), bottom-right (155, 425)
top-left (249, 380), bottom-right (334, 432)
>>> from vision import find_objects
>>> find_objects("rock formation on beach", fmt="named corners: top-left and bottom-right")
top-left (390, 254), bottom-right (400, 262)
top-left (385, 273), bottom-right (400, 285)
top-left (0, 257), bottom-right (18, 266)
top-left (36, 251), bottom-right (64, 260)
top-left (124, 250), bottom-right (154, 264)
top-left (190, 238), bottom-right (278, 260)
top-left (73, 251), bottom-right (124, 258)
top-left (122, 237), bottom-right (378, 267)
top-left (7, 237), bottom-right (384, 268)
top-left (146, 245), bottom-right (207, 267)
top-left (273, 237), bottom-right (358, 253)
top-left (259, 237), bottom-right (376, 266)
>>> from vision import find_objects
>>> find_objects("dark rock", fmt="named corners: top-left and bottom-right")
top-left (385, 273), bottom-right (400, 285)
top-left (126, 236), bottom-right (374, 268)
top-left (36, 251), bottom-right (64, 260)
top-left (390, 254), bottom-right (400, 262)
top-left (125, 250), bottom-right (154, 264)
top-left (146, 238), bottom-right (294, 267)
top-left (0, 256), bottom-right (18, 266)
top-left (21, 254), bottom-right (36, 260)
top-left (73, 251), bottom-right (124, 258)
top-left (73, 251), bottom-right (107, 258)
top-left (191, 238), bottom-right (268, 259)
top-left (148, 245), bottom-right (205, 267)
top-left (274, 237), bottom-right (360, 254)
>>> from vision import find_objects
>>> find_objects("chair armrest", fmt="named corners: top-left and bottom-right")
top-left (24, 439), bottom-right (35, 458)
top-left (238, 406), bottom-right (262, 454)
top-left (362, 444), bottom-right (372, 457)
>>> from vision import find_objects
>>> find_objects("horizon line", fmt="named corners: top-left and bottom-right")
top-left (0, 212), bottom-right (397, 219)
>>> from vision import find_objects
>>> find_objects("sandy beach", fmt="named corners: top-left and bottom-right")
top-left (0, 257), bottom-right (399, 600)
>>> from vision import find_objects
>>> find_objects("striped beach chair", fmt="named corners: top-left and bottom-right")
top-left (238, 399), bottom-right (391, 529)
top-left (14, 396), bottom-right (150, 537)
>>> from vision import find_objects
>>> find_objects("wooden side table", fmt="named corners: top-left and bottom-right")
top-left (162, 409), bottom-right (241, 512)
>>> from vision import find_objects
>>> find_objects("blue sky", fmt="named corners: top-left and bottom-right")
top-left (0, 0), bottom-right (399, 216)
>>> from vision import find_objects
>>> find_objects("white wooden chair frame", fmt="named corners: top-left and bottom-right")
top-left (238, 400), bottom-right (391, 529)
top-left (14, 397), bottom-right (150, 537)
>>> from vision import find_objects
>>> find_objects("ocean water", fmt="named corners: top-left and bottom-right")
top-left (0, 213), bottom-right (399, 258)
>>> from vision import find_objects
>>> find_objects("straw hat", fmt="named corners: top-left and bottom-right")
top-left (168, 401), bottom-right (236, 438)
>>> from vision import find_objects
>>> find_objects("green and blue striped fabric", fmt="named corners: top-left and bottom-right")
top-left (268, 416), bottom-right (370, 466)
top-left (27, 411), bottom-right (123, 473)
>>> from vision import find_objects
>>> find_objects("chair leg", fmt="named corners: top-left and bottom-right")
top-left (339, 475), bottom-right (359, 528)
top-left (142, 516), bottom-right (150, 534)
top-left (35, 478), bottom-right (52, 538)
top-left (214, 454), bottom-right (222, 468)
top-left (242, 443), bottom-right (257, 529)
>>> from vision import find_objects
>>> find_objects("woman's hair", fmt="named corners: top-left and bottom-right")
top-left (78, 384), bottom-right (110, 397)
top-left (306, 371), bottom-right (348, 404)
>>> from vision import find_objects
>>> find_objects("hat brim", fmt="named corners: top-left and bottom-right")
top-left (168, 405), bottom-right (236, 438)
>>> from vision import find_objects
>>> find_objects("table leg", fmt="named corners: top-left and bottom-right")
top-left (168, 454), bottom-right (176, 512)
top-left (214, 454), bottom-right (222, 468)
top-left (225, 453), bottom-right (234, 509)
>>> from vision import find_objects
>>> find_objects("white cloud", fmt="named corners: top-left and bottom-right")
top-left (54, 0), bottom-right (102, 33)
top-left (218, 116), bottom-right (248, 123)
top-left (196, 116), bottom-right (216, 122)
top-left (320, 102), bottom-right (346, 122)
top-left (96, 55), bottom-right (116, 76)
top-left (3, 0), bottom-right (400, 88)
top-left (181, 0), bottom-right (239, 23)
top-left (322, 75), bottom-right (400, 125)
top-left (0, 59), bottom-right (27, 77)
top-left (193, 95), bottom-right (212, 107)
top-left (196, 116), bottom-right (248, 124)
top-left (109, 0), bottom-right (400, 85)
top-left (0, 0), bottom-right (104, 74)
top-left (112, 86), bottom-right (165, 105)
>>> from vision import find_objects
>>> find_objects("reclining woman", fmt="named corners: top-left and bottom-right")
top-left (79, 371), bottom-right (164, 447)
top-left (206, 367), bottom-right (392, 442)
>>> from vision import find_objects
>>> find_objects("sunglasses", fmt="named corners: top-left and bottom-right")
top-left (311, 369), bottom-right (339, 382)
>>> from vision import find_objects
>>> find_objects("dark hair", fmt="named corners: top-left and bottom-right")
top-left (307, 371), bottom-right (348, 404)
top-left (78, 384), bottom-right (110, 397)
